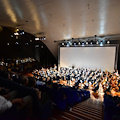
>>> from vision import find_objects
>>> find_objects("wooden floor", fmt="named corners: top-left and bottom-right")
top-left (48, 91), bottom-right (103, 120)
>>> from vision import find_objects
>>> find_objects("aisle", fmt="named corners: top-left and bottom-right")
top-left (48, 92), bottom-right (103, 120)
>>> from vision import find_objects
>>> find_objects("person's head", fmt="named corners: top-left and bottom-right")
top-left (0, 69), bottom-right (9, 79)
top-left (46, 79), bottom-right (52, 86)
top-left (115, 86), bottom-right (119, 92)
top-left (28, 77), bottom-right (36, 88)
top-left (21, 75), bottom-right (28, 86)
top-left (52, 83), bottom-right (58, 89)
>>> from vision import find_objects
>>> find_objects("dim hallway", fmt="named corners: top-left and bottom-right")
top-left (48, 91), bottom-right (103, 120)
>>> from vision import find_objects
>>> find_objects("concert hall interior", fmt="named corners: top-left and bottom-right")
top-left (1, 0), bottom-right (120, 120)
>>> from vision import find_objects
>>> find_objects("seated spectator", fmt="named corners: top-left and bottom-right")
top-left (28, 77), bottom-right (41, 100)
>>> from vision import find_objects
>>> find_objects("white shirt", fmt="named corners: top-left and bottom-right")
top-left (0, 95), bottom-right (12, 114)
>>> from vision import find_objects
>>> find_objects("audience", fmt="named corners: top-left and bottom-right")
top-left (1, 64), bottom-right (120, 119)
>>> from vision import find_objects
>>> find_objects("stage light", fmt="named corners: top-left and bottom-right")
top-left (82, 42), bottom-right (84, 46)
top-left (100, 41), bottom-right (103, 46)
top-left (78, 42), bottom-right (81, 45)
top-left (62, 43), bottom-right (64, 45)
top-left (66, 42), bottom-right (69, 47)
top-left (44, 36), bottom-right (46, 40)
top-left (14, 32), bottom-right (19, 35)
top-left (15, 42), bottom-right (19, 45)
top-left (96, 41), bottom-right (99, 44)
top-left (86, 41), bottom-right (88, 45)
top-left (16, 28), bottom-right (19, 32)
top-left (25, 43), bottom-right (28, 45)
top-left (107, 41), bottom-right (110, 44)
top-left (74, 42), bottom-right (76, 46)
top-left (22, 31), bottom-right (24, 34)
top-left (35, 38), bottom-right (39, 41)
top-left (35, 45), bottom-right (39, 48)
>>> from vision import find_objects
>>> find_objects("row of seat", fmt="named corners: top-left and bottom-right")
top-left (103, 94), bottom-right (120, 120)
top-left (37, 84), bottom-right (90, 110)
top-left (0, 77), bottom-right (52, 120)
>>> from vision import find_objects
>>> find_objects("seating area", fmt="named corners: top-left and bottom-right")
top-left (103, 94), bottom-right (120, 120)
top-left (0, 67), bottom-right (90, 120)
top-left (37, 84), bottom-right (90, 110)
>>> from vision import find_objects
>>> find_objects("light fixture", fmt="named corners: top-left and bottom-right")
top-left (78, 42), bottom-right (81, 45)
top-left (96, 41), bottom-right (99, 44)
top-left (11, 35), bottom-right (13, 37)
top-left (86, 41), bottom-right (88, 45)
top-left (30, 40), bottom-right (32, 42)
top-left (66, 42), bottom-right (69, 47)
top-left (16, 36), bottom-right (18, 39)
top-left (107, 41), bottom-right (110, 44)
top-left (35, 38), bottom-right (39, 41)
top-left (7, 43), bottom-right (9, 45)
top-left (90, 41), bottom-right (93, 45)
top-left (44, 36), bottom-right (46, 40)
top-left (14, 32), bottom-right (19, 35)
top-left (62, 43), bottom-right (64, 45)
top-left (74, 42), bottom-right (76, 46)
top-left (41, 46), bottom-right (43, 48)
top-left (100, 41), bottom-right (103, 46)
top-left (16, 28), bottom-right (19, 32)
top-left (82, 42), bottom-right (84, 46)
top-left (35, 45), bottom-right (39, 48)
top-left (15, 42), bottom-right (19, 45)
top-left (25, 43), bottom-right (28, 45)
top-left (22, 31), bottom-right (24, 34)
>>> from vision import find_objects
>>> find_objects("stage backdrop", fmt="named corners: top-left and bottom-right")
top-left (59, 46), bottom-right (116, 72)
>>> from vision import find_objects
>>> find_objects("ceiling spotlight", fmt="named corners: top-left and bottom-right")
top-left (16, 36), bottom-right (18, 39)
top-left (22, 31), bottom-right (24, 34)
top-left (74, 42), bottom-right (76, 46)
top-left (86, 41), bottom-right (88, 45)
top-left (7, 43), bottom-right (9, 45)
top-left (15, 42), bottom-right (19, 45)
top-left (62, 43), bottom-right (64, 45)
top-left (35, 38), bottom-right (39, 41)
top-left (82, 42), bottom-right (84, 46)
top-left (35, 45), bottom-right (39, 48)
top-left (96, 41), bottom-right (99, 44)
top-left (100, 41), bottom-right (103, 46)
top-left (14, 32), bottom-right (19, 35)
top-left (25, 43), bottom-right (28, 45)
top-left (44, 36), bottom-right (46, 40)
top-left (66, 42), bottom-right (69, 47)
top-left (78, 42), bottom-right (81, 45)
top-left (107, 41), bottom-right (110, 44)
top-left (16, 28), bottom-right (19, 32)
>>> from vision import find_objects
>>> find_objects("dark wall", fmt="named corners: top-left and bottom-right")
top-left (0, 26), bottom-right (57, 67)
